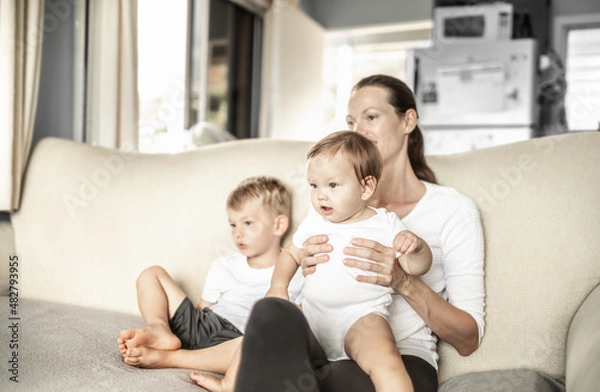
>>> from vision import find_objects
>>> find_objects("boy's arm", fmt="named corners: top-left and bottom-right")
top-left (200, 259), bottom-right (223, 309)
top-left (266, 243), bottom-right (302, 300)
top-left (394, 230), bottom-right (432, 276)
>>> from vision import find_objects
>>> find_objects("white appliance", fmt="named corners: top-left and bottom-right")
top-left (406, 38), bottom-right (539, 155)
top-left (433, 2), bottom-right (513, 43)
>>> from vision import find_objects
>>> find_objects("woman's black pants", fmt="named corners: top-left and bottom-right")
top-left (234, 298), bottom-right (438, 392)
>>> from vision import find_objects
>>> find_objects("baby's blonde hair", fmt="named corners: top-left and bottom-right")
top-left (226, 176), bottom-right (291, 218)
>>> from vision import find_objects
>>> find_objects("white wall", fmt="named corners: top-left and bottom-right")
top-left (260, 2), bottom-right (326, 141)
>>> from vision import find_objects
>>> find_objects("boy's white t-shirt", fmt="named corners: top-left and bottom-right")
top-left (202, 252), bottom-right (304, 333)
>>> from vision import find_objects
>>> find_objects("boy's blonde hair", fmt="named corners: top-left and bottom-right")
top-left (307, 131), bottom-right (383, 183)
top-left (226, 176), bottom-right (291, 218)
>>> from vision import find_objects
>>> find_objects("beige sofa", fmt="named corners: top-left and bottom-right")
top-left (1, 132), bottom-right (599, 391)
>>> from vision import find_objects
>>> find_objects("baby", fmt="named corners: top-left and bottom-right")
top-left (267, 131), bottom-right (432, 392)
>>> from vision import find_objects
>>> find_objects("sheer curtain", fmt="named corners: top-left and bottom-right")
top-left (86, 0), bottom-right (139, 150)
top-left (0, 0), bottom-right (44, 212)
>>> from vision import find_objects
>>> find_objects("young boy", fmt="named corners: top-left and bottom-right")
top-left (195, 131), bottom-right (432, 392)
top-left (117, 176), bottom-right (303, 372)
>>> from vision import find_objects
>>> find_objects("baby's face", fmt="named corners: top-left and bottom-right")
top-left (226, 199), bottom-right (278, 258)
top-left (306, 153), bottom-right (368, 224)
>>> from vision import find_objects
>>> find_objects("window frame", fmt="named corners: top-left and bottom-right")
top-left (186, 0), bottom-right (264, 138)
top-left (553, 13), bottom-right (600, 132)
top-left (553, 13), bottom-right (600, 63)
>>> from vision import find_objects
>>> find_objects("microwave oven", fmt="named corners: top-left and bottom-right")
top-left (433, 3), bottom-right (513, 43)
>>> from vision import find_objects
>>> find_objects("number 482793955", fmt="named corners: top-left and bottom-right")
top-left (9, 255), bottom-right (19, 316)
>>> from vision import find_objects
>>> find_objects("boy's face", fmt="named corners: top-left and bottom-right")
top-left (307, 153), bottom-right (369, 224)
top-left (226, 198), bottom-right (280, 258)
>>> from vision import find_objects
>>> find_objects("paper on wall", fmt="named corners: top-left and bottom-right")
top-left (436, 61), bottom-right (506, 114)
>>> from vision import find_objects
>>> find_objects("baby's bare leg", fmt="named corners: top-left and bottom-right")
top-left (345, 314), bottom-right (413, 392)
top-left (118, 266), bottom-right (185, 353)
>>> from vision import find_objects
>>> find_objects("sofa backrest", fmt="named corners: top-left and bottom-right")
top-left (11, 132), bottom-right (600, 382)
top-left (12, 137), bottom-right (312, 314)
top-left (428, 132), bottom-right (600, 381)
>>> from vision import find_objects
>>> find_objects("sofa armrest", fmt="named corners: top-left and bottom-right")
top-left (566, 284), bottom-right (600, 391)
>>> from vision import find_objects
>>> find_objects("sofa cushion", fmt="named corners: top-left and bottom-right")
top-left (0, 298), bottom-right (211, 391)
top-left (438, 368), bottom-right (565, 392)
top-left (2, 298), bottom-right (568, 392)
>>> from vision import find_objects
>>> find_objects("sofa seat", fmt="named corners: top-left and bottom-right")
top-left (0, 298), bottom-right (213, 391)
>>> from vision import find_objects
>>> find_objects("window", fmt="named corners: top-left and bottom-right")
top-left (322, 21), bottom-right (432, 130)
top-left (564, 28), bottom-right (600, 131)
top-left (137, 0), bottom-right (188, 152)
top-left (554, 14), bottom-right (600, 132)
top-left (188, 0), bottom-right (262, 140)
top-left (137, 0), bottom-right (263, 153)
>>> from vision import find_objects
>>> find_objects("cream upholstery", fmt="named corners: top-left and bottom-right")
top-left (8, 132), bottom-right (600, 387)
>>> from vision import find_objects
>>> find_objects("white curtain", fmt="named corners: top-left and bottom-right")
top-left (0, 0), bottom-right (44, 212)
top-left (86, 0), bottom-right (138, 150)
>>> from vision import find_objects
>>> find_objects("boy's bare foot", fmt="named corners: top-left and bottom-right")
top-left (123, 346), bottom-right (172, 368)
top-left (191, 372), bottom-right (231, 392)
top-left (118, 323), bottom-right (181, 353)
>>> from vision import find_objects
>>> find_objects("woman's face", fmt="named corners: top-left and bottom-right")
top-left (346, 86), bottom-right (408, 165)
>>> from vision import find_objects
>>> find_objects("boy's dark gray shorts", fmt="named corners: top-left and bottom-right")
top-left (168, 297), bottom-right (243, 350)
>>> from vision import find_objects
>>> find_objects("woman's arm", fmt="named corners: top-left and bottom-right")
top-left (343, 238), bottom-right (480, 356)
top-left (397, 274), bottom-right (479, 356)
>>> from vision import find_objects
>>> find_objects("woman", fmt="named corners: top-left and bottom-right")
top-left (193, 74), bottom-right (485, 392)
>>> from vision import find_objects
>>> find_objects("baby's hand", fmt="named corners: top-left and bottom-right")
top-left (393, 230), bottom-right (423, 255)
top-left (265, 287), bottom-right (289, 301)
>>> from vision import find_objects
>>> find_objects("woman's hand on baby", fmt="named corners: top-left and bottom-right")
top-left (300, 235), bottom-right (332, 276)
top-left (343, 237), bottom-right (412, 295)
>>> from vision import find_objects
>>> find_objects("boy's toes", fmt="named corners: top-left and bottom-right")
top-left (123, 355), bottom-right (140, 366)
top-left (126, 347), bottom-right (141, 358)
top-left (119, 329), bottom-right (136, 342)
